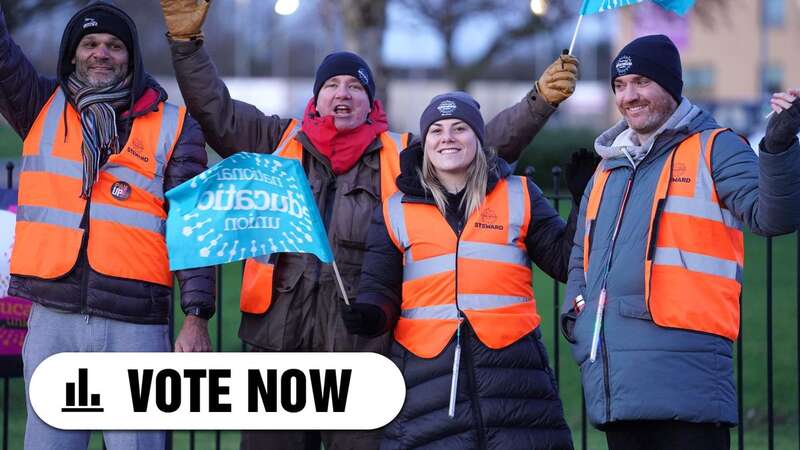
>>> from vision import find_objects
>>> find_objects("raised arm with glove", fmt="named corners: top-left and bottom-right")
top-left (483, 54), bottom-right (579, 160)
top-left (160, 0), bottom-right (210, 41)
top-left (762, 89), bottom-right (800, 154)
top-left (536, 53), bottom-right (579, 107)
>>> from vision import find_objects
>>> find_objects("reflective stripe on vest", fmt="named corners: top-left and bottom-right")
top-left (582, 162), bottom-right (610, 278)
top-left (11, 88), bottom-right (183, 286)
top-left (384, 176), bottom-right (540, 359)
top-left (584, 128), bottom-right (744, 340)
top-left (272, 119), bottom-right (301, 158)
top-left (239, 126), bottom-right (409, 314)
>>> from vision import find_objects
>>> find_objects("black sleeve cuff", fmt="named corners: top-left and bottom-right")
top-left (183, 305), bottom-right (213, 320)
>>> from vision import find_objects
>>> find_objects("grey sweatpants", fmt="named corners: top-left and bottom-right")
top-left (22, 303), bottom-right (171, 450)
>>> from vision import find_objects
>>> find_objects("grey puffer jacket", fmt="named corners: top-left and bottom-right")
top-left (563, 98), bottom-right (800, 427)
top-left (0, 3), bottom-right (215, 324)
top-left (167, 38), bottom-right (557, 353)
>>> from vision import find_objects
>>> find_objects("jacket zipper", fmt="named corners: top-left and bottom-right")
top-left (450, 218), bottom-right (486, 447)
top-left (79, 201), bottom-right (91, 315)
top-left (448, 322), bottom-right (462, 418)
top-left (321, 168), bottom-right (337, 350)
top-left (454, 217), bottom-right (464, 312)
top-left (463, 324), bottom-right (487, 449)
top-left (449, 217), bottom-right (465, 418)
top-left (595, 167), bottom-right (637, 423)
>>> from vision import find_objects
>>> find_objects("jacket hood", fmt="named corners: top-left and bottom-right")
top-left (122, 74), bottom-right (169, 118)
top-left (396, 141), bottom-right (510, 200)
top-left (57, 1), bottom-right (146, 110)
top-left (595, 98), bottom-right (720, 166)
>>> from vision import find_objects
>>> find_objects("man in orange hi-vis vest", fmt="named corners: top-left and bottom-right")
top-left (560, 34), bottom-right (800, 450)
top-left (159, 1), bottom-right (580, 449)
top-left (0, 2), bottom-right (216, 449)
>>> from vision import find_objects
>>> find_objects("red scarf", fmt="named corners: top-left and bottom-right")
top-left (301, 98), bottom-right (389, 175)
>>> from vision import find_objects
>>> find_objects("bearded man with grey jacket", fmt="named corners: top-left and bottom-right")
top-left (561, 34), bottom-right (800, 450)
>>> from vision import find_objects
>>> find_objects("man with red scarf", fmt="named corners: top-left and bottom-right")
top-left (160, 1), bottom-right (578, 449)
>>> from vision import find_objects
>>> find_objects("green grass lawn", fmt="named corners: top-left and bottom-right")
top-left (0, 126), bottom-right (21, 158)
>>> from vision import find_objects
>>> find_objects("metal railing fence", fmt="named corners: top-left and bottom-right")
top-left (1, 162), bottom-right (798, 450)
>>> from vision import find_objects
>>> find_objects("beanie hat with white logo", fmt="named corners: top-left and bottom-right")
top-left (419, 91), bottom-right (485, 145)
top-left (66, 7), bottom-right (134, 64)
top-left (611, 34), bottom-right (683, 103)
top-left (313, 52), bottom-right (376, 106)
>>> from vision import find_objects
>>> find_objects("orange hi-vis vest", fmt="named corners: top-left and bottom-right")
top-left (584, 129), bottom-right (744, 340)
top-left (11, 88), bottom-right (185, 287)
top-left (239, 120), bottom-right (409, 314)
top-left (383, 176), bottom-right (540, 359)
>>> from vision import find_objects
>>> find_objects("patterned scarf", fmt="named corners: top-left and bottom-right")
top-left (65, 73), bottom-right (132, 198)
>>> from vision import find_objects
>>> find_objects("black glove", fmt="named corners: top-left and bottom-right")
top-left (764, 98), bottom-right (800, 153)
top-left (341, 303), bottom-right (388, 337)
top-left (564, 148), bottom-right (600, 204)
top-left (560, 310), bottom-right (578, 344)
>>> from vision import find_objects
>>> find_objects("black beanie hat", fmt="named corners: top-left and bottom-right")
top-left (420, 91), bottom-right (485, 145)
top-left (611, 34), bottom-right (683, 103)
top-left (65, 8), bottom-right (134, 64)
top-left (313, 52), bottom-right (376, 106)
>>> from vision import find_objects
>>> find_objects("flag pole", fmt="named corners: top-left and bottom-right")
top-left (331, 260), bottom-right (351, 306)
top-left (568, 14), bottom-right (584, 55)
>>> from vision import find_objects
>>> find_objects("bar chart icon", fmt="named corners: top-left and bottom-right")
top-left (61, 368), bottom-right (104, 412)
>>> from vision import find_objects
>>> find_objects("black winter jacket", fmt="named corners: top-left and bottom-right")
top-left (0, 3), bottom-right (214, 323)
top-left (382, 325), bottom-right (573, 450)
top-left (357, 144), bottom-right (575, 449)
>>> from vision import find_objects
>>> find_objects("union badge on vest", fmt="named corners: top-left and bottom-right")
top-left (480, 208), bottom-right (498, 224)
top-left (111, 181), bottom-right (131, 201)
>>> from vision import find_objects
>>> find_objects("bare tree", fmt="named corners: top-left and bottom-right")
top-left (393, 0), bottom-right (728, 91)
top-left (396, 0), bottom-right (576, 91)
top-left (330, 0), bottom-right (390, 103)
top-left (0, 0), bottom-right (82, 32)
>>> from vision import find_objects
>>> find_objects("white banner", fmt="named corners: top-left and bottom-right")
top-left (30, 352), bottom-right (405, 430)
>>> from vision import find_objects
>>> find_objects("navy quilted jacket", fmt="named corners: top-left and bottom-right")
top-left (0, 3), bottom-right (214, 323)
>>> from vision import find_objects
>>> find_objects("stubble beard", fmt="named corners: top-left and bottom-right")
top-left (75, 62), bottom-right (128, 89)
top-left (629, 96), bottom-right (678, 137)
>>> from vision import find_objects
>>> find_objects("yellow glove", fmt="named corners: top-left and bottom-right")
top-left (160, 0), bottom-right (211, 41)
top-left (535, 54), bottom-right (579, 106)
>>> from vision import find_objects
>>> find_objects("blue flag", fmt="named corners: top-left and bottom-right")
top-left (165, 152), bottom-right (333, 270)
top-left (580, 0), bottom-right (643, 15)
top-left (581, 0), bottom-right (694, 15)
top-left (651, 0), bottom-right (695, 15)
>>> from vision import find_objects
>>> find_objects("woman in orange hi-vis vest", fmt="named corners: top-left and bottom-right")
top-left (343, 92), bottom-right (590, 450)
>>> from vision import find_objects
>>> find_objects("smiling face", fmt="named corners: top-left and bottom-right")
top-left (614, 74), bottom-right (677, 140)
top-left (315, 75), bottom-right (371, 131)
top-left (424, 118), bottom-right (478, 182)
top-left (71, 33), bottom-right (129, 88)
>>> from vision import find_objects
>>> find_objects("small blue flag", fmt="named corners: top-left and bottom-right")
top-left (651, 0), bottom-right (696, 15)
top-left (580, 0), bottom-right (643, 15)
top-left (165, 152), bottom-right (333, 270)
top-left (580, 0), bottom-right (695, 15)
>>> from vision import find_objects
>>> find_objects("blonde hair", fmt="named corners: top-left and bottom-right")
top-left (419, 141), bottom-right (494, 221)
